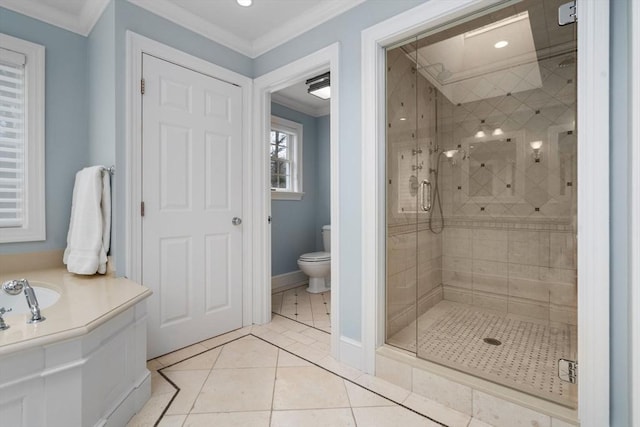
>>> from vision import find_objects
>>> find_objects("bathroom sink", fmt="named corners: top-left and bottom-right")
top-left (0, 284), bottom-right (61, 315)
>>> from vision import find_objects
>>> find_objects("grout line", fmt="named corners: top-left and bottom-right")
top-left (269, 350), bottom-right (279, 426)
top-left (251, 334), bottom-right (449, 427)
top-left (272, 312), bottom-right (331, 335)
top-left (153, 371), bottom-right (180, 427)
top-left (149, 332), bottom-right (449, 426)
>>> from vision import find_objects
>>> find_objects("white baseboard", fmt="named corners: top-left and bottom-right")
top-left (340, 335), bottom-right (364, 371)
top-left (271, 270), bottom-right (308, 293)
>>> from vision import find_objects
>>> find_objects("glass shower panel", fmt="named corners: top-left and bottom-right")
top-left (385, 38), bottom-right (419, 352)
top-left (385, 0), bottom-right (578, 408)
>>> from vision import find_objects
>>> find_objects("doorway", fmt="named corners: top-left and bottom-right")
top-left (252, 43), bottom-right (341, 359)
top-left (269, 76), bottom-right (332, 333)
top-left (361, 0), bottom-right (610, 424)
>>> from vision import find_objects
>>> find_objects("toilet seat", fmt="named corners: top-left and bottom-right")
top-left (299, 251), bottom-right (330, 262)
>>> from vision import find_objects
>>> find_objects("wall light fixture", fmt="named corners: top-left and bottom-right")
top-left (530, 140), bottom-right (543, 162)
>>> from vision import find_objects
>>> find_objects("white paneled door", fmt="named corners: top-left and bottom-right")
top-left (142, 54), bottom-right (243, 358)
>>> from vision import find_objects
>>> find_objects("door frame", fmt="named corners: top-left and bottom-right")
top-left (361, 0), bottom-right (610, 425)
top-left (125, 32), bottom-right (255, 326)
top-left (631, 1), bottom-right (640, 425)
top-left (252, 43), bottom-right (341, 359)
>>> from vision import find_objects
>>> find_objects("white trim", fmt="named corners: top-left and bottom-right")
top-left (127, 0), bottom-right (253, 57)
top-left (253, 43), bottom-right (340, 360)
top-left (270, 115), bottom-right (304, 195)
top-left (0, 0), bottom-right (110, 36)
top-left (576, 2), bottom-right (610, 425)
top-left (127, 0), bottom-right (363, 58)
top-left (251, 0), bottom-right (364, 58)
top-left (124, 32), bottom-right (254, 327)
top-left (270, 191), bottom-right (305, 201)
top-left (339, 336), bottom-right (364, 371)
top-left (361, 0), bottom-right (610, 425)
top-left (0, 33), bottom-right (45, 244)
top-left (271, 270), bottom-right (307, 292)
top-left (271, 93), bottom-right (330, 118)
top-left (631, 1), bottom-right (640, 425)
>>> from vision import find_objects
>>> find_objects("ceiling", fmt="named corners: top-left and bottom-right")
top-left (272, 76), bottom-right (330, 118)
top-left (0, 0), bottom-right (364, 57)
top-left (403, 0), bottom-right (576, 105)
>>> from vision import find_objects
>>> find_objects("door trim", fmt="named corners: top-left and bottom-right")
top-left (125, 32), bottom-right (254, 326)
top-left (361, 0), bottom-right (610, 425)
top-left (253, 43), bottom-right (340, 360)
top-left (631, 1), bottom-right (640, 425)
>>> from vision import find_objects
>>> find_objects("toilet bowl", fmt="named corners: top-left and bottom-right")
top-left (298, 225), bottom-right (331, 293)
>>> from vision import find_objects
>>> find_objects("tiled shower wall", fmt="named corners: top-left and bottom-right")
top-left (441, 225), bottom-right (576, 324)
top-left (386, 45), bottom-right (578, 338)
top-left (434, 53), bottom-right (578, 324)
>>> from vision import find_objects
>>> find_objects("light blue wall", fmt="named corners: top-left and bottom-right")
top-left (88, 0), bottom-right (116, 167)
top-left (609, 0), bottom-right (630, 425)
top-left (0, 7), bottom-right (89, 254)
top-left (271, 103), bottom-right (319, 276)
top-left (316, 114), bottom-right (331, 249)
top-left (255, 0), bottom-right (424, 340)
top-left (111, 0), bottom-right (254, 275)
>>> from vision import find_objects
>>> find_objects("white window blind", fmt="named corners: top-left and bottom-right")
top-left (0, 47), bottom-right (26, 228)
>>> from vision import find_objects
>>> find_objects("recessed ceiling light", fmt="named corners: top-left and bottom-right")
top-left (494, 40), bottom-right (509, 49)
top-left (237, 0), bottom-right (252, 6)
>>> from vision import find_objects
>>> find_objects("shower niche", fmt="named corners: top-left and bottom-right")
top-left (385, 0), bottom-right (578, 409)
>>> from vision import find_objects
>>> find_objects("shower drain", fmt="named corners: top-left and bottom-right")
top-left (483, 337), bottom-right (502, 346)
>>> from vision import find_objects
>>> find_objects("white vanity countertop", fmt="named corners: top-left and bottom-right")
top-left (0, 268), bottom-right (151, 356)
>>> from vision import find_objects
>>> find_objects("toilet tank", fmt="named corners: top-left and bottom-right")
top-left (322, 225), bottom-right (331, 252)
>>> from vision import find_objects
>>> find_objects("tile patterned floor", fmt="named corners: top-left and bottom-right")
top-left (387, 300), bottom-right (578, 407)
top-left (272, 285), bottom-right (331, 332)
top-left (127, 314), bottom-right (481, 427)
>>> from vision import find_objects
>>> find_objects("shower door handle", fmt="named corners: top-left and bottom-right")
top-left (421, 179), bottom-right (432, 212)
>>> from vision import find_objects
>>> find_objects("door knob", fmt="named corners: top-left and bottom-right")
top-left (232, 217), bottom-right (242, 225)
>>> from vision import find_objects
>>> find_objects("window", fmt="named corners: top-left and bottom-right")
top-left (0, 34), bottom-right (45, 243)
top-left (270, 116), bottom-right (303, 200)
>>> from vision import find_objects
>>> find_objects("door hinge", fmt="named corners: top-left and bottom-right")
top-left (558, 358), bottom-right (578, 383)
top-left (141, 78), bottom-right (145, 95)
top-left (558, 1), bottom-right (577, 26)
top-left (268, 215), bottom-right (272, 224)
top-left (141, 201), bottom-right (145, 217)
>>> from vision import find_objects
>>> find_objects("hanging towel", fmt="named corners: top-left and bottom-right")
top-left (63, 166), bottom-right (111, 275)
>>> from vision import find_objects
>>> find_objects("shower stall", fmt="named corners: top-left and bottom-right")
top-left (385, 0), bottom-right (577, 408)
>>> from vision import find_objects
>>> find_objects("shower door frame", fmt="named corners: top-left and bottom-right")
top-left (361, 0), bottom-right (610, 425)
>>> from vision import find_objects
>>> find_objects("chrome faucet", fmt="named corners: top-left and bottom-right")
top-left (2, 279), bottom-right (45, 324)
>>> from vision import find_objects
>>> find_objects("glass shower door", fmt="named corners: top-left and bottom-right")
top-left (408, 0), bottom-right (578, 407)
top-left (385, 38), bottom-right (420, 352)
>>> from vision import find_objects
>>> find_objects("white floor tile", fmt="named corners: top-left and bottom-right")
top-left (271, 408), bottom-right (356, 427)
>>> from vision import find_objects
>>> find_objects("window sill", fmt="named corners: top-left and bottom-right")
top-left (271, 191), bottom-right (305, 201)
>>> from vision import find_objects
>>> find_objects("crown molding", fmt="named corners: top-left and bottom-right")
top-left (127, 0), bottom-right (364, 58)
top-left (271, 93), bottom-right (329, 118)
top-left (80, 0), bottom-right (112, 35)
top-left (127, 0), bottom-right (254, 57)
top-left (251, 0), bottom-right (365, 57)
top-left (0, 0), bottom-right (110, 36)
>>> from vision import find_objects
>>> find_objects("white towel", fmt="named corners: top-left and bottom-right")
top-left (63, 166), bottom-right (111, 275)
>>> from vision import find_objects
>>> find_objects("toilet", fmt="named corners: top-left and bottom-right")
top-left (297, 225), bottom-right (331, 293)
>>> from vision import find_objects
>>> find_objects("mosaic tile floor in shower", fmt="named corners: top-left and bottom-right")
top-left (272, 285), bottom-right (331, 332)
top-left (387, 300), bottom-right (577, 408)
